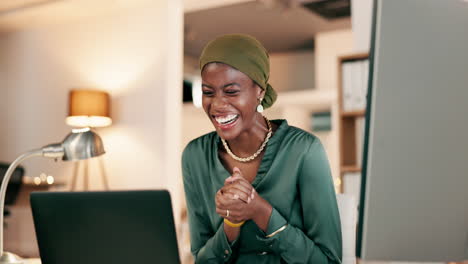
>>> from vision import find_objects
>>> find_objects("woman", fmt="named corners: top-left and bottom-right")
top-left (182, 34), bottom-right (342, 263)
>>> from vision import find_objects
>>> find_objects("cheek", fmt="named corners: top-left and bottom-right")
top-left (236, 96), bottom-right (257, 113)
top-left (202, 98), bottom-right (210, 114)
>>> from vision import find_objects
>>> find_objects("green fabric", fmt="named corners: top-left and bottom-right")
top-left (182, 120), bottom-right (343, 264)
top-left (199, 34), bottom-right (277, 109)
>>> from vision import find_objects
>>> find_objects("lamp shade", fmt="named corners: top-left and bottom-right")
top-left (62, 128), bottom-right (105, 161)
top-left (66, 89), bottom-right (112, 127)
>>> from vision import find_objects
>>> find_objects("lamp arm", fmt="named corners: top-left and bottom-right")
top-left (0, 149), bottom-right (43, 255)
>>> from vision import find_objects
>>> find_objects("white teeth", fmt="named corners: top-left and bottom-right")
top-left (215, 114), bottom-right (238, 125)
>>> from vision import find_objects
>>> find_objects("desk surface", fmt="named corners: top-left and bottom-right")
top-left (25, 259), bottom-right (41, 264)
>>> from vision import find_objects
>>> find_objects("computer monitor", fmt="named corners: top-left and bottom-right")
top-left (357, 0), bottom-right (468, 262)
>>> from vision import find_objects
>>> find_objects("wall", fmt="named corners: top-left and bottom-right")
top-left (184, 54), bottom-right (200, 78)
top-left (0, 35), bottom-right (7, 154)
top-left (351, 0), bottom-right (373, 52)
top-left (269, 51), bottom-right (315, 92)
top-left (315, 29), bottom-right (354, 91)
top-left (0, 0), bottom-right (183, 257)
top-left (181, 104), bottom-right (213, 150)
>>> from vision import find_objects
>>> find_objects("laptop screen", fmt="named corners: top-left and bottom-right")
top-left (31, 190), bottom-right (180, 264)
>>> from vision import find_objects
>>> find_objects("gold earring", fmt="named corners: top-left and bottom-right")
top-left (256, 98), bottom-right (264, 113)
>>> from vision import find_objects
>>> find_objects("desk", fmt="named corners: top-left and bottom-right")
top-left (24, 259), bottom-right (41, 264)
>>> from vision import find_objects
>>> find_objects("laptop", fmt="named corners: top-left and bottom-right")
top-left (30, 190), bottom-right (181, 264)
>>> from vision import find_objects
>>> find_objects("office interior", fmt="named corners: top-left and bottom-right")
top-left (0, 0), bottom-right (466, 264)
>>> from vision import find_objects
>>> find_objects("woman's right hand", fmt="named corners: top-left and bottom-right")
top-left (215, 167), bottom-right (255, 223)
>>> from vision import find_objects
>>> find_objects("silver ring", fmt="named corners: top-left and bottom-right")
top-left (226, 209), bottom-right (230, 217)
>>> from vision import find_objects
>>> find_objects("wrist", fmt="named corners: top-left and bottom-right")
top-left (224, 218), bottom-right (245, 228)
top-left (252, 196), bottom-right (272, 229)
top-left (223, 221), bottom-right (241, 243)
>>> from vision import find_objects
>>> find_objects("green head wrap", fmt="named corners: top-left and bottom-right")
top-left (199, 34), bottom-right (277, 109)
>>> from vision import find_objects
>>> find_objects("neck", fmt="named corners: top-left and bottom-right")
top-left (227, 114), bottom-right (269, 156)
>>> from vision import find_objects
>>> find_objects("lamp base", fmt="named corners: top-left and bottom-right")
top-left (0, 252), bottom-right (23, 264)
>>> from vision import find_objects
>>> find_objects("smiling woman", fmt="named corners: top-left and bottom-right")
top-left (182, 34), bottom-right (342, 264)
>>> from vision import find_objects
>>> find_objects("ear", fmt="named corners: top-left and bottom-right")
top-left (255, 83), bottom-right (266, 99)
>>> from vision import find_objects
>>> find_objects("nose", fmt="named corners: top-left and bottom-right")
top-left (211, 94), bottom-right (228, 110)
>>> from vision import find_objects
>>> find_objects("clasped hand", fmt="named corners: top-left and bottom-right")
top-left (215, 167), bottom-right (258, 224)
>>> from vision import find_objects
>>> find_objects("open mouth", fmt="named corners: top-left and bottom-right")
top-left (214, 114), bottom-right (239, 126)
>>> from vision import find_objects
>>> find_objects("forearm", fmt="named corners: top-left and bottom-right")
top-left (271, 224), bottom-right (341, 263)
top-left (192, 222), bottom-right (239, 264)
top-left (252, 196), bottom-right (273, 232)
top-left (257, 208), bottom-right (342, 264)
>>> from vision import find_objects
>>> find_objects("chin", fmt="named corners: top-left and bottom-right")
top-left (216, 127), bottom-right (241, 141)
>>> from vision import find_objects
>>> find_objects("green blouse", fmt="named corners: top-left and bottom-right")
top-left (182, 120), bottom-right (342, 264)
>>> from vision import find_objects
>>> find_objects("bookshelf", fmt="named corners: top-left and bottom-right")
top-left (337, 53), bottom-right (369, 194)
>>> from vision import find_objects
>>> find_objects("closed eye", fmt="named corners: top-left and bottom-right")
top-left (225, 90), bottom-right (239, 95)
top-left (202, 90), bottom-right (214, 96)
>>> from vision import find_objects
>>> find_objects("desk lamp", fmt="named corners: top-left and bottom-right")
top-left (0, 128), bottom-right (105, 264)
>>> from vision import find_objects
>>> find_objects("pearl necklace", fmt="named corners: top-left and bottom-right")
top-left (221, 117), bottom-right (272, 163)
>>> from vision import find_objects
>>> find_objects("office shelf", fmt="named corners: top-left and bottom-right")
top-left (338, 53), bottom-right (369, 193)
